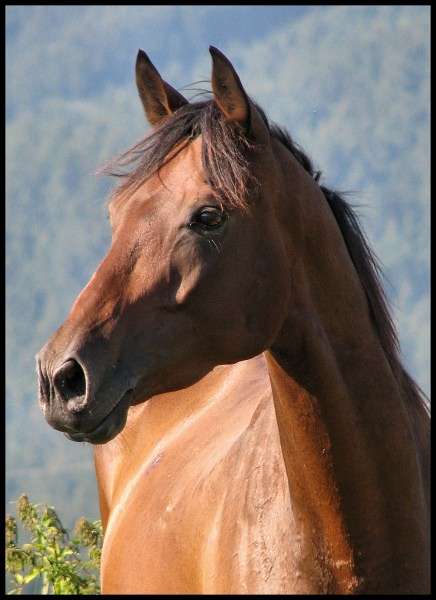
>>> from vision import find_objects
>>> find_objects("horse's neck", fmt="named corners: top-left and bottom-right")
top-left (267, 324), bottom-right (429, 592)
top-left (265, 175), bottom-right (429, 592)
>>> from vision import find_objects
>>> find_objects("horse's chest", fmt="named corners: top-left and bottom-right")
top-left (98, 395), bottom-right (314, 593)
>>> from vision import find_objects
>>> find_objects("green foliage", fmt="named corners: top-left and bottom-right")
top-left (5, 495), bottom-right (103, 595)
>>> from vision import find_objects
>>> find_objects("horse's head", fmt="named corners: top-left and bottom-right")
top-left (37, 47), bottom-right (297, 443)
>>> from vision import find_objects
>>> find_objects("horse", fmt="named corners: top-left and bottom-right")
top-left (36, 46), bottom-right (430, 594)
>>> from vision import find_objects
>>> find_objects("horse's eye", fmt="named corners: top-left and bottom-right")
top-left (190, 207), bottom-right (227, 231)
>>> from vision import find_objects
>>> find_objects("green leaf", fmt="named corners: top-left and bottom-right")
top-left (23, 568), bottom-right (41, 584)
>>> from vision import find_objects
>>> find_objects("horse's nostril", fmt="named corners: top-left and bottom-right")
top-left (37, 358), bottom-right (50, 405)
top-left (54, 359), bottom-right (86, 403)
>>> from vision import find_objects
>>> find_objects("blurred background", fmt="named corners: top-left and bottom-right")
top-left (6, 5), bottom-right (430, 528)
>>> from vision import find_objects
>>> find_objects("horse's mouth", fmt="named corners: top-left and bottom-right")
top-left (64, 389), bottom-right (133, 444)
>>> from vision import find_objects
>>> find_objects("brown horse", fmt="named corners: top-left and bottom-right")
top-left (37, 47), bottom-right (430, 594)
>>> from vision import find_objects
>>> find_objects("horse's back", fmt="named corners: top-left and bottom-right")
top-left (95, 354), bottom-right (302, 593)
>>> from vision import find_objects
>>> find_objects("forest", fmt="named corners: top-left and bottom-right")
top-left (6, 6), bottom-right (429, 530)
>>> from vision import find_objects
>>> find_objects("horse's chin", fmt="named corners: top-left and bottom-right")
top-left (64, 389), bottom-right (134, 445)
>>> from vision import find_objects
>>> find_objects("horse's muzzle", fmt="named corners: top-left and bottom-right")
top-left (36, 346), bottom-right (134, 444)
top-left (63, 389), bottom-right (133, 444)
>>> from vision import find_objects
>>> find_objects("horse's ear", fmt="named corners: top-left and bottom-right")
top-left (135, 49), bottom-right (188, 127)
top-left (209, 46), bottom-right (268, 144)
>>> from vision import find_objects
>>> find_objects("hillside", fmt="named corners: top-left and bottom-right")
top-left (6, 6), bottom-right (429, 527)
